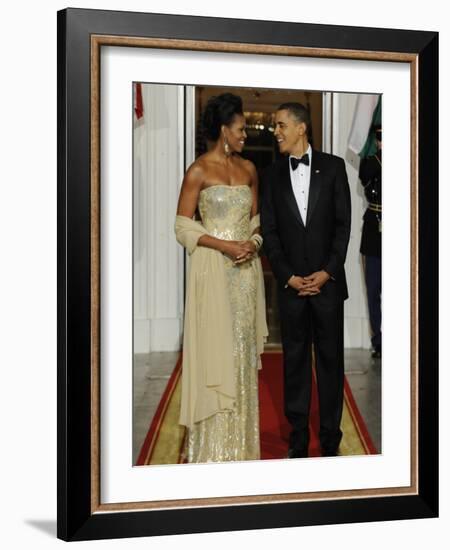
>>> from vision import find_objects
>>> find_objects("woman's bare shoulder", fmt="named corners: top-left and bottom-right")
top-left (185, 156), bottom-right (208, 180)
top-left (187, 153), bottom-right (216, 176)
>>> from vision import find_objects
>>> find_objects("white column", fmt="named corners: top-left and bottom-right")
top-left (133, 84), bottom-right (185, 353)
top-left (329, 93), bottom-right (371, 349)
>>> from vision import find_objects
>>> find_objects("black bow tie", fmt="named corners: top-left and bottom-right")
top-left (290, 154), bottom-right (309, 170)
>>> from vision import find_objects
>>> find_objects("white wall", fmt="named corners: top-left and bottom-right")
top-left (133, 84), bottom-right (185, 353)
top-left (2, 2), bottom-right (447, 550)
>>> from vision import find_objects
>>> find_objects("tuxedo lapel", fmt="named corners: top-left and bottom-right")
top-left (306, 151), bottom-right (323, 226)
top-left (279, 157), bottom-right (305, 229)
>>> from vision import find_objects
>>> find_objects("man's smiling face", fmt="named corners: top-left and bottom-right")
top-left (274, 109), bottom-right (305, 156)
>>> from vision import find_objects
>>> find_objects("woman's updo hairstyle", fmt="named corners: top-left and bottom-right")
top-left (202, 93), bottom-right (243, 141)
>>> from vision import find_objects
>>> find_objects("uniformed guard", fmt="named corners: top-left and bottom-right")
top-left (359, 124), bottom-right (382, 359)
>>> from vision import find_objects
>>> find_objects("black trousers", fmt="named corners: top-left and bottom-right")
top-left (364, 254), bottom-right (382, 350)
top-left (278, 284), bottom-right (344, 452)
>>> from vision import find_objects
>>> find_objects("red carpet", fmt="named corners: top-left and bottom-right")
top-left (259, 351), bottom-right (377, 458)
top-left (136, 351), bottom-right (377, 465)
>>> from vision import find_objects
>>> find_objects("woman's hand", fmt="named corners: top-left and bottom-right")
top-left (242, 240), bottom-right (257, 254)
top-left (233, 240), bottom-right (257, 264)
top-left (222, 240), bottom-right (255, 263)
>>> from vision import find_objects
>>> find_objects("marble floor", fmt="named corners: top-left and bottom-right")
top-left (133, 348), bottom-right (381, 464)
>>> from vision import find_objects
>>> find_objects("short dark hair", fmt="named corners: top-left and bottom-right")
top-left (277, 102), bottom-right (311, 134)
top-left (202, 93), bottom-right (244, 141)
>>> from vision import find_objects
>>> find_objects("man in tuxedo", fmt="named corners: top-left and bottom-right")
top-left (260, 103), bottom-right (351, 458)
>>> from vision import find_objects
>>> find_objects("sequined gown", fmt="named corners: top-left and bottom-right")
top-left (184, 184), bottom-right (260, 463)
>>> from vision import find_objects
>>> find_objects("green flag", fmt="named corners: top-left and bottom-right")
top-left (359, 96), bottom-right (382, 159)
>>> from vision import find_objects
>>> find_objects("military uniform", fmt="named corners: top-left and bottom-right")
top-left (359, 153), bottom-right (382, 356)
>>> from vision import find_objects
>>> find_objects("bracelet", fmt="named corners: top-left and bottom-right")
top-left (250, 234), bottom-right (263, 251)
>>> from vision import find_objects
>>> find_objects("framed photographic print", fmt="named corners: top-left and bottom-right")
top-left (57, 8), bottom-right (438, 541)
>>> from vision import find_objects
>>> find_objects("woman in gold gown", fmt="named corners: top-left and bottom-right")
top-left (175, 93), bottom-right (268, 463)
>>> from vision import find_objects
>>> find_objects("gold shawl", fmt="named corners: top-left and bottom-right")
top-left (175, 214), bottom-right (268, 428)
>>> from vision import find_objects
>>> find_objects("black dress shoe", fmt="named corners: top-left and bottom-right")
top-left (287, 447), bottom-right (308, 459)
top-left (371, 347), bottom-right (382, 359)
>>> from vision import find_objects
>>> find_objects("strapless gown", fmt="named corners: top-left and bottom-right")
top-left (184, 185), bottom-right (261, 463)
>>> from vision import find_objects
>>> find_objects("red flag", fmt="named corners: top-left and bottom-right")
top-left (134, 83), bottom-right (144, 120)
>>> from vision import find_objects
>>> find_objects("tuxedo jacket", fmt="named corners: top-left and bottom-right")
top-left (260, 151), bottom-right (351, 300)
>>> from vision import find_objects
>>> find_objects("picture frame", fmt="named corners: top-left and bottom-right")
top-left (57, 7), bottom-right (438, 541)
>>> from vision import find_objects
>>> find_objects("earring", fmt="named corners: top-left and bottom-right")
top-left (224, 137), bottom-right (231, 156)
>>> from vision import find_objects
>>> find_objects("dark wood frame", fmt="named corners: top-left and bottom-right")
top-left (57, 8), bottom-right (438, 541)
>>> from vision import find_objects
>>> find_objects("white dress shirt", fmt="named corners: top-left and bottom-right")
top-left (285, 145), bottom-right (332, 288)
top-left (289, 144), bottom-right (312, 226)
